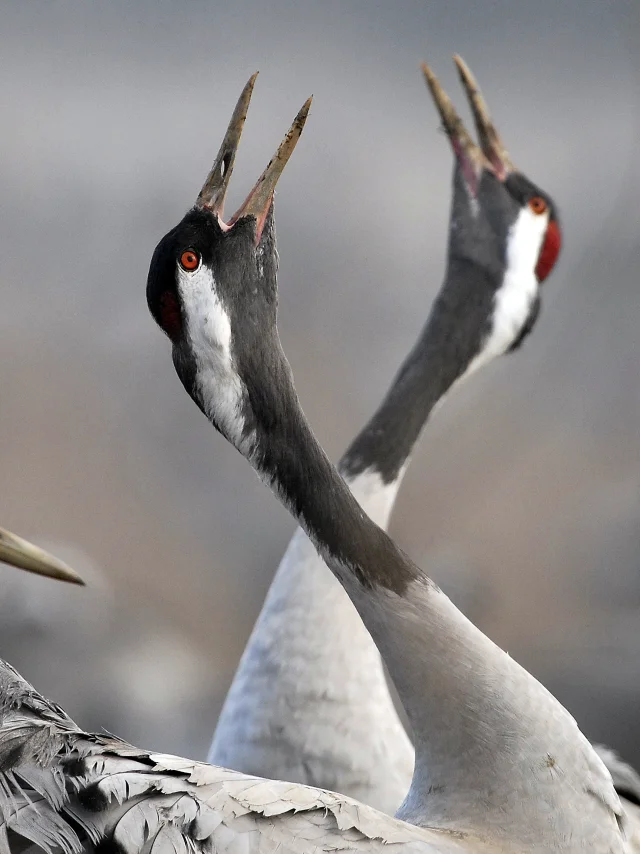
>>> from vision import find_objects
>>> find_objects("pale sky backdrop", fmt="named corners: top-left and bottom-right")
top-left (0, 1), bottom-right (639, 765)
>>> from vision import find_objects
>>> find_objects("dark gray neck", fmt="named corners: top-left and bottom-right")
top-left (191, 316), bottom-right (605, 846)
top-left (341, 255), bottom-right (498, 483)
top-left (242, 345), bottom-right (423, 595)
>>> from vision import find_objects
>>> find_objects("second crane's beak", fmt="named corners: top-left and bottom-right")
top-left (421, 55), bottom-right (515, 195)
top-left (196, 73), bottom-right (312, 244)
top-left (0, 527), bottom-right (85, 585)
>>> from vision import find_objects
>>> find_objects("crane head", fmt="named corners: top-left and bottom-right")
top-left (147, 77), bottom-right (310, 450)
top-left (422, 56), bottom-right (562, 358)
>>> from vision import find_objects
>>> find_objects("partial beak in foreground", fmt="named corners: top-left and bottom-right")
top-left (196, 73), bottom-right (312, 243)
top-left (0, 527), bottom-right (85, 585)
top-left (421, 55), bottom-right (515, 195)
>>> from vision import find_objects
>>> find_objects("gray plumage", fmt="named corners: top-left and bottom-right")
top-left (0, 660), bottom-right (500, 854)
top-left (209, 487), bottom-right (414, 813)
top-left (2, 658), bottom-right (638, 853)
top-left (209, 56), bottom-right (640, 832)
top-left (144, 65), bottom-right (630, 851)
top-left (4, 58), bottom-right (634, 854)
top-left (207, 59), bottom-right (547, 812)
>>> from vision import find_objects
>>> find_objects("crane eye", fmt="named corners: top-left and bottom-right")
top-left (179, 249), bottom-right (201, 271)
top-left (529, 196), bottom-right (548, 215)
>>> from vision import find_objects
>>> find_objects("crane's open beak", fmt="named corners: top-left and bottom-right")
top-left (197, 74), bottom-right (312, 244)
top-left (0, 527), bottom-right (85, 585)
top-left (422, 56), bottom-right (515, 195)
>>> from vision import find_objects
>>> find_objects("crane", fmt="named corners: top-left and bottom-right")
top-left (208, 59), bottom-right (637, 828)
top-left (0, 58), bottom-right (628, 854)
top-left (207, 57), bottom-right (560, 815)
top-left (142, 62), bottom-right (626, 852)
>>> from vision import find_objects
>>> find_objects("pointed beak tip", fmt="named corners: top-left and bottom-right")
top-left (300, 95), bottom-right (313, 120)
top-left (452, 54), bottom-right (476, 91)
top-left (420, 61), bottom-right (433, 81)
top-left (0, 527), bottom-right (87, 586)
top-left (62, 568), bottom-right (87, 586)
top-left (452, 55), bottom-right (465, 80)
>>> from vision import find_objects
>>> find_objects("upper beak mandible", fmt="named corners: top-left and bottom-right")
top-left (453, 55), bottom-right (515, 181)
top-left (196, 72), bottom-right (259, 217)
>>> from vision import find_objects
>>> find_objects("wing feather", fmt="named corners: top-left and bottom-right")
top-left (0, 660), bottom-right (484, 854)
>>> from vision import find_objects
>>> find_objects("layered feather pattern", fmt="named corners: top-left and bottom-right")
top-left (0, 660), bottom-right (489, 854)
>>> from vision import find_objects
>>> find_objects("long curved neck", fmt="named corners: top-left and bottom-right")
top-left (250, 379), bottom-right (417, 592)
top-left (208, 290), bottom-right (478, 810)
top-left (205, 338), bottom-right (620, 848)
top-left (238, 258), bottom-right (495, 587)
top-left (341, 305), bottom-right (471, 485)
top-left (209, 259), bottom-right (513, 813)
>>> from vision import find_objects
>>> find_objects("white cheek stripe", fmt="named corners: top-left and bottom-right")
top-left (463, 205), bottom-right (548, 379)
top-left (177, 264), bottom-right (252, 451)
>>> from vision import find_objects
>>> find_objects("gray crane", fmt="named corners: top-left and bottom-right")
top-left (0, 60), bottom-right (632, 853)
top-left (209, 59), bottom-right (638, 831)
top-left (207, 56), bottom-right (557, 814)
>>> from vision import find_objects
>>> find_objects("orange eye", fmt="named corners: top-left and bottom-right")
top-left (179, 249), bottom-right (200, 271)
top-left (529, 196), bottom-right (547, 215)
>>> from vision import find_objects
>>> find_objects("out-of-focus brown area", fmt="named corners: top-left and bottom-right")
top-left (0, 1), bottom-right (639, 765)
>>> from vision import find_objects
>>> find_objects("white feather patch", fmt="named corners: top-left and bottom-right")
top-left (177, 264), bottom-right (254, 453)
top-left (465, 204), bottom-right (548, 378)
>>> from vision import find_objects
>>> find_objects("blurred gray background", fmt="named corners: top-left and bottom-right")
top-left (0, 1), bottom-right (639, 768)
